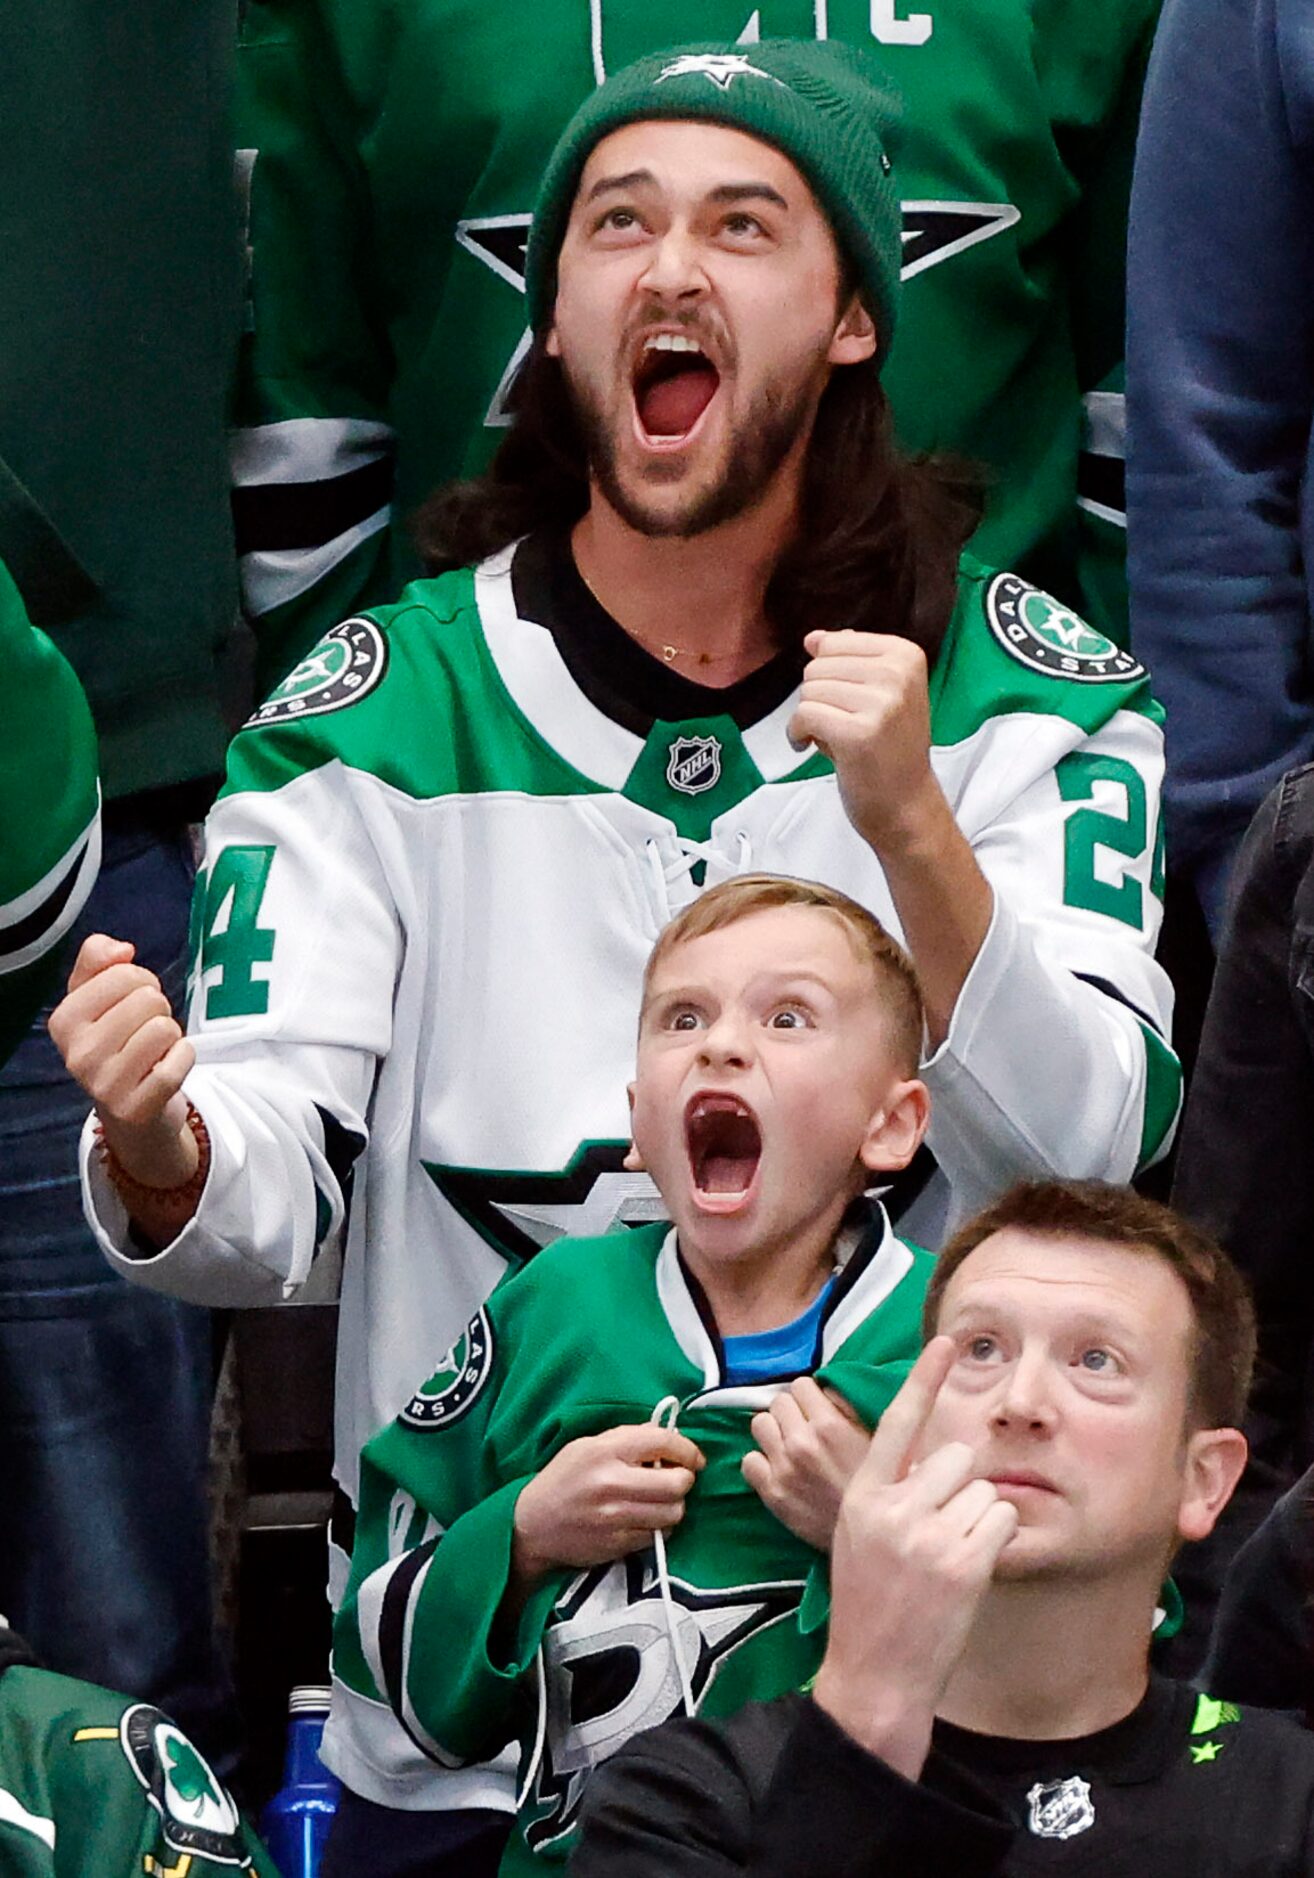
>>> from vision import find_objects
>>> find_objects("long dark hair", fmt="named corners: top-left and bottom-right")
top-left (412, 338), bottom-right (983, 661)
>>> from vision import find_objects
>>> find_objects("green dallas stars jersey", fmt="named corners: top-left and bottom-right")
top-left (0, 558), bottom-right (99, 1066)
top-left (79, 540), bottom-right (1176, 1807)
top-left (331, 1211), bottom-right (934, 1872)
top-left (231, 0), bottom-right (1154, 692)
top-left (0, 1646), bottom-right (274, 1876)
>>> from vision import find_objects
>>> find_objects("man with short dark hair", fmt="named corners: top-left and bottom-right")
top-left (572, 1181), bottom-right (1314, 1877)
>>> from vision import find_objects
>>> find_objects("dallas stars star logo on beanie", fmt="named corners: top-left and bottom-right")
top-left (655, 52), bottom-right (785, 90)
top-left (525, 38), bottom-right (904, 355)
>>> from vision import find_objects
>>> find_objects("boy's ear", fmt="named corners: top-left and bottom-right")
top-left (623, 1081), bottom-right (646, 1172)
top-left (858, 1078), bottom-right (930, 1176)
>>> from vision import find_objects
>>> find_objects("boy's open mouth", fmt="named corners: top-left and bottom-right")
top-left (685, 1093), bottom-right (762, 1197)
top-left (632, 333), bottom-right (722, 444)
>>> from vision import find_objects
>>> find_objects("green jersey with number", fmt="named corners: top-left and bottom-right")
top-left (81, 537), bottom-right (1175, 1809)
top-left (232, 0), bottom-right (1154, 689)
top-left (0, 1639), bottom-right (275, 1877)
top-left (332, 1209), bottom-right (931, 1873)
top-left (0, 558), bottom-right (99, 1065)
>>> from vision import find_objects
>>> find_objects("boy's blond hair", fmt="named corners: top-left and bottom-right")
top-left (641, 874), bottom-right (924, 1072)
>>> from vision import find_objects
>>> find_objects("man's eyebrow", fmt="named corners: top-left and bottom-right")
top-left (584, 169), bottom-right (657, 203)
top-left (944, 1294), bottom-right (1146, 1340)
top-left (707, 182), bottom-right (790, 211)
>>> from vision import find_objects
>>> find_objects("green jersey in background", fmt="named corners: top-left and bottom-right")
top-left (0, 1630), bottom-right (275, 1878)
top-left (0, 1), bottom-right (240, 803)
top-left (0, 559), bottom-right (99, 1065)
top-left (233, 0), bottom-right (1155, 693)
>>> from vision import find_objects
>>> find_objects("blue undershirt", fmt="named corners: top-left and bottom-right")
top-left (720, 1275), bottom-right (838, 1386)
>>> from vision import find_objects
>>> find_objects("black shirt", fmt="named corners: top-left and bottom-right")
top-left (510, 529), bottom-right (801, 739)
top-left (570, 1677), bottom-right (1314, 1877)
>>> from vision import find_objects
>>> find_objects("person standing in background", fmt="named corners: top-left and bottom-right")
top-left (231, 0), bottom-right (1157, 698)
top-left (0, 0), bottom-right (241, 1758)
top-left (1127, 0), bottom-right (1314, 939)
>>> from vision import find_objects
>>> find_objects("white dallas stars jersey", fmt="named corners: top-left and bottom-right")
top-left (79, 538), bottom-right (1175, 1805)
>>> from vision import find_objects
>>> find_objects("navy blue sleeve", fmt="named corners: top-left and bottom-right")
top-left (1127, 0), bottom-right (1314, 931)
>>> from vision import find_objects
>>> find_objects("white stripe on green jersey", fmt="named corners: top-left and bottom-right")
top-left (78, 541), bottom-right (1177, 1809)
top-left (0, 558), bottom-right (99, 1061)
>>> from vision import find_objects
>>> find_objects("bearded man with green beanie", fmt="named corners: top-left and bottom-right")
top-left (54, 38), bottom-right (1176, 1878)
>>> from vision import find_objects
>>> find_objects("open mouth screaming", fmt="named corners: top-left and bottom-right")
top-left (632, 333), bottom-right (722, 444)
top-left (685, 1094), bottom-right (762, 1200)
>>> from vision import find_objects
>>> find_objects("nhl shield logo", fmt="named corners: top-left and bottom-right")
top-left (1026, 1775), bottom-right (1095, 1840)
top-left (666, 735), bottom-right (722, 796)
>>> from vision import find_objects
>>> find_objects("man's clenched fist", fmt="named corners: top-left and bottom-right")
top-left (48, 933), bottom-right (197, 1188)
top-left (788, 629), bottom-right (939, 855)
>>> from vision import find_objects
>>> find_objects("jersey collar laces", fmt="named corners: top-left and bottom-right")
top-left (645, 831), bottom-right (754, 918)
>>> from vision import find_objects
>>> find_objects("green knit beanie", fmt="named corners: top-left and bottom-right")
top-left (526, 40), bottom-right (903, 351)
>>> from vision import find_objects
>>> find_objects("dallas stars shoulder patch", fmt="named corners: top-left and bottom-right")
top-left (246, 616), bottom-right (389, 728)
top-left (986, 572), bottom-right (1144, 685)
top-left (399, 1309), bottom-right (495, 1430)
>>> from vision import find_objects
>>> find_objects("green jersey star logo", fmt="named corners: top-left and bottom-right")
top-left (1190, 1740), bottom-right (1223, 1765)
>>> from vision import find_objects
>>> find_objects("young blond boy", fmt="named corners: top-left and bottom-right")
top-left (329, 877), bottom-right (932, 1872)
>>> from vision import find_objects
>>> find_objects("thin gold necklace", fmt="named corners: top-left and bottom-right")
top-left (575, 557), bottom-right (745, 669)
top-left (639, 637), bottom-right (741, 668)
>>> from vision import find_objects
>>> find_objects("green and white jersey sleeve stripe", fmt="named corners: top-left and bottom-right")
top-left (0, 559), bottom-right (99, 1062)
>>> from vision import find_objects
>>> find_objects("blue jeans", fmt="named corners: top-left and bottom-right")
top-left (0, 812), bottom-right (233, 1756)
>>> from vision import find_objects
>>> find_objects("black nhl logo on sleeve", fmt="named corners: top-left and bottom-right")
top-left (400, 1309), bottom-right (495, 1429)
top-left (986, 573), bottom-right (1145, 684)
top-left (247, 616), bottom-right (389, 727)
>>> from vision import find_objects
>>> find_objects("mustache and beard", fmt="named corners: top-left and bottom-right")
top-left (559, 328), bottom-right (829, 540)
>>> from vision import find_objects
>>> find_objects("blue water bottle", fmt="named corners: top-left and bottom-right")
top-left (260, 1685), bottom-right (341, 1877)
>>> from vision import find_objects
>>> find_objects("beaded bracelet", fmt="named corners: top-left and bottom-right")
top-left (94, 1103), bottom-right (211, 1222)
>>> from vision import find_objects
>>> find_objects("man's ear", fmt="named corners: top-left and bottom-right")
top-left (858, 1078), bottom-right (930, 1176)
top-left (623, 1080), bottom-right (646, 1172)
top-left (1177, 1427), bottom-right (1248, 1544)
top-left (828, 293), bottom-right (877, 367)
